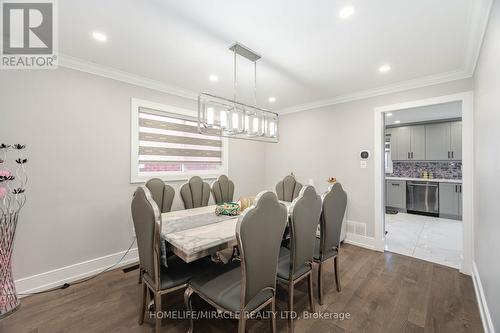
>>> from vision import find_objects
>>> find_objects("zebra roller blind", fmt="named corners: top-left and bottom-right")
top-left (136, 106), bottom-right (225, 177)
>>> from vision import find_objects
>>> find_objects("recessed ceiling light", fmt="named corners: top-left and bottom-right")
top-left (209, 75), bottom-right (219, 82)
top-left (339, 5), bottom-right (355, 19)
top-left (394, 120), bottom-right (401, 124)
top-left (268, 97), bottom-right (276, 103)
top-left (386, 113), bottom-right (393, 117)
top-left (379, 64), bottom-right (391, 73)
top-left (92, 31), bottom-right (107, 42)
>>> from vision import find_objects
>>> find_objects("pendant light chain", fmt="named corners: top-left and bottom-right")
top-left (233, 48), bottom-right (237, 103)
top-left (254, 61), bottom-right (258, 107)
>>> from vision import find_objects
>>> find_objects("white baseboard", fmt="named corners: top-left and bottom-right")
top-left (344, 233), bottom-right (381, 251)
top-left (472, 261), bottom-right (496, 333)
top-left (15, 247), bottom-right (139, 296)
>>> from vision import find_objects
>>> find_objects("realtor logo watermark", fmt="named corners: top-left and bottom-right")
top-left (1, 0), bottom-right (58, 69)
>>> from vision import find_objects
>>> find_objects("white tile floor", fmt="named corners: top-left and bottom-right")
top-left (385, 212), bottom-right (463, 269)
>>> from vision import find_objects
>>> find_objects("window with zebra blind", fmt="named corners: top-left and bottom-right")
top-left (130, 98), bottom-right (228, 182)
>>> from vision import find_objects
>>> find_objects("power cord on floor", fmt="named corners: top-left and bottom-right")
top-left (14, 238), bottom-right (136, 297)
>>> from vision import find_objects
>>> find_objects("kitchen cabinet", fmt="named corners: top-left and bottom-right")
top-left (386, 180), bottom-right (406, 211)
top-left (389, 120), bottom-right (462, 161)
top-left (439, 183), bottom-right (462, 220)
top-left (411, 125), bottom-right (426, 160)
top-left (425, 122), bottom-right (450, 160)
top-left (450, 121), bottom-right (462, 160)
top-left (424, 121), bottom-right (462, 160)
top-left (394, 125), bottom-right (425, 160)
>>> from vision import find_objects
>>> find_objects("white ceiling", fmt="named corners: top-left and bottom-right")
top-left (386, 101), bottom-right (462, 126)
top-left (58, 0), bottom-right (492, 113)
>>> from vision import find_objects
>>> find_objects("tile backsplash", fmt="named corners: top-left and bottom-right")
top-left (387, 161), bottom-right (462, 179)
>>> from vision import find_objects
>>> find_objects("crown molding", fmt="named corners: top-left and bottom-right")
top-left (57, 0), bottom-right (492, 116)
top-left (278, 69), bottom-right (472, 115)
top-left (58, 54), bottom-right (198, 101)
top-left (463, 0), bottom-right (494, 75)
top-left (277, 0), bottom-right (493, 115)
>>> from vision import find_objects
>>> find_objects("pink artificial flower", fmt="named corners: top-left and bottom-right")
top-left (0, 170), bottom-right (10, 178)
top-left (0, 186), bottom-right (7, 199)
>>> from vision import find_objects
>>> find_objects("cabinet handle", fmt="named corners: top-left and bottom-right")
top-left (407, 152), bottom-right (410, 159)
top-left (452, 151), bottom-right (454, 159)
top-left (411, 152), bottom-right (414, 159)
top-left (392, 183), bottom-right (400, 186)
top-left (448, 151), bottom-right (450, 159)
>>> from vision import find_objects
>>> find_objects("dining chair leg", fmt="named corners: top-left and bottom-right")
top-left (317, 261), bottom-right (324, 305)
top-left (307, 273), bottom-right (315, 313)
top-left (238, 315), bottom-right (247, 333)
top-left (154, 293), bottom-right (162, 333)
top-left (270, 297), bottom-right (277, 333)
top-left (288, 283), bottom-right (295, 333)
top-left (138, 281), bottom-right (147, 325)
top-left (334, 256), bottom-right (341, 292)
top-left (184, 287), bottom-right (195, 333)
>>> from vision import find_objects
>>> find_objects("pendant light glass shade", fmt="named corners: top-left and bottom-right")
top-left (198, 93), bottom-right (279, 143)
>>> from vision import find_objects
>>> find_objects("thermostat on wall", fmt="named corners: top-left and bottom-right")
top-left (360, 150), bottom-right (370, 160)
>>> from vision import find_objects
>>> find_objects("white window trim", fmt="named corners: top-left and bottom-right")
top-left (130, 98), bottom-right (229, 183)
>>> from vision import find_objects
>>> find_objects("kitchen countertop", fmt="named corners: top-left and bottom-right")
top-left (386, 176), bottom-right (462, 184)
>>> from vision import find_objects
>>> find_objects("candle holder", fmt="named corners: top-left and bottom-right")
top-left (0, 144), bottom-right (28, 319)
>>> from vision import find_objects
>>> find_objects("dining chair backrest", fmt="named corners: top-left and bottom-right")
top-left (236, 191), bottom-right (288, 310)
top-left (211, 174), bottom-right (235, 204)
top-left (319, 183), bottom-right (347, 258)
top-left (131, 186), bottom-right (161, 286)
top-left (289, 185), bottom-right (322, 277)
top-left (276, 174), bottom-right (303, 202)
top-left (180, 176), bottom-right (211, 209)
top-left (145, 178), bottom-right (175, 213)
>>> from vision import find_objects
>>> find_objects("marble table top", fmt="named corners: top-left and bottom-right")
top-left (161, 202), bottom-right (291, 263)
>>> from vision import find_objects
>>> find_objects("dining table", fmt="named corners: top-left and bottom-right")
top-left (161, 202), bottom-right (292, 263)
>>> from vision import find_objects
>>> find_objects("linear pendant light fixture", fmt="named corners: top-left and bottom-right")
top-left (198, 42), bottom-right (279, 143)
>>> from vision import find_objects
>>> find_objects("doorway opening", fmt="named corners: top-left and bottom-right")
top-left (374, 92), bottom-right (473, 275)
top-left (384, 102), bottom-right (462, 268)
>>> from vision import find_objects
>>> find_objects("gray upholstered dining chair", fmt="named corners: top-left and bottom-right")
top-left (276, 174), bottom-right (303, 202)
top-left (131, 186), bottom-right (210, 333)
top-left (145, 178), bottom-right (175, 213)
top-left (314, 183), bottom-right (347, 305)
top-left (277, 186), bottom-right (322, 333)
top-left (180, 176), bottom-right (211, 209)
top-left (138, 178), bottom-right (175, 284)
top-left (211, 174), bottom-right (235, 204)
top-left (184, 191), bottom-right (288, 333)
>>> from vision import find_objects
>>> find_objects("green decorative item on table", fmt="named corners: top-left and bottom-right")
top-left (215, 202), bottom-right (241, 216)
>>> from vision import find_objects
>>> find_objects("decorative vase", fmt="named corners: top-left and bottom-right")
top-left (0, 143), bottom-right (28, 319)
top-left (0, 212), bottom-right (20, 318)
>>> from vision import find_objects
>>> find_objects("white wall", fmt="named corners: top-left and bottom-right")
top-left (0, 68), bottom-right (266, 288)
top-left (473, 0), bottom-right (500, 330)
top-left (265, 78), bottom-right (473, 237)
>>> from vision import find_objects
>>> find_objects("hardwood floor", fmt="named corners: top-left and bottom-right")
top-left (0, 244), bottom-right (483, 333)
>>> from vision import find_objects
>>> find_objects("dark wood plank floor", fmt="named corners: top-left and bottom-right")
top-left (0, 244), bottom-right (483, 333)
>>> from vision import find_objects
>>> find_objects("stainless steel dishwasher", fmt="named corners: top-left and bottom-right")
top-left (406, 181), bottom-right (439, 216)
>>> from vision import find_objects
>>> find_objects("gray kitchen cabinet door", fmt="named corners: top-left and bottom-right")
top-left (386, 180), bottom-right (406, 210)
top-left (396, 127), bottom-right (411, 160)
top-left (450, 121), bottom-right (462, 160)
top-left (410, 125), bottom-right (426, 160)
top-left (386, 128), bottom-right (399, 161)
top-left (439, 183), bottom-right (460, 220)
top-left (458, 184), bottom-right (463, 220)
top-left (425, 122), bottom-right (450, 160)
